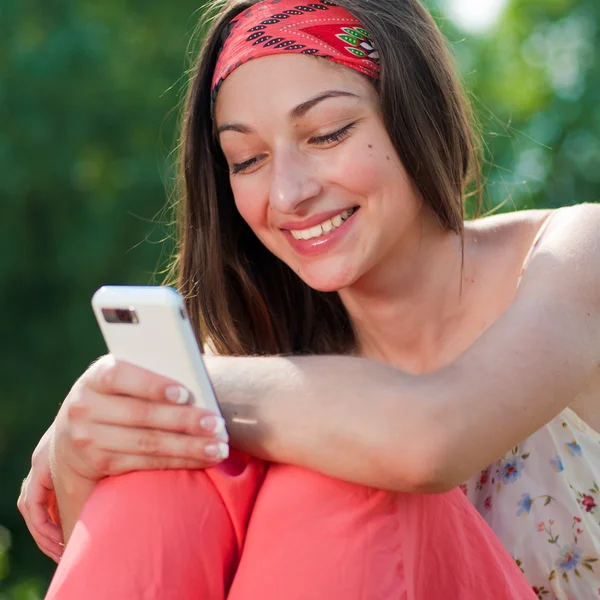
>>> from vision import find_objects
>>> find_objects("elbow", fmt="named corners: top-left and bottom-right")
top-left (388, 460), bottom-right (460, 495)
top-left (402, 461), bottom-right (463, 494)
top-left (383, 429), bottom-right (465, 494)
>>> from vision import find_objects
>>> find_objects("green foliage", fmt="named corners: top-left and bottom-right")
top-left (1, 0), bottom-right (598, 594)
top-left (436, 0), bottom-right (600, 211)
top-left (0, 0), bottom-right (201, 592)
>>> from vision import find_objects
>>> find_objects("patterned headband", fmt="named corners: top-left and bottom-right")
top-left (211, 0), bottom-right (380, 104)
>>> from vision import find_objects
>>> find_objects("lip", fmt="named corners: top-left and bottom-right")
top-left (279, 207), bottom-right (357, 232)
top-left (284, 208), bottom-right (359, 258)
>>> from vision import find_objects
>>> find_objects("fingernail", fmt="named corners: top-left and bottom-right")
top-left (199, 416), bottom-right (229, 442)
top-left (165, 386), bottom-right (189, 405)
top-left (204, 442), bottom-right (229, 460)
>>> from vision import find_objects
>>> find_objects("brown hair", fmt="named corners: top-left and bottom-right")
top-left (173, 0), bottom-right (482, 356)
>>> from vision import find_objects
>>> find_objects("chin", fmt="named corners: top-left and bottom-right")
top-left (294, 262), bottom-right (358, 293)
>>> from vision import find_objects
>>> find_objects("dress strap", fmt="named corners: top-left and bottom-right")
top-left (519, 210), bottom-right (559, 279)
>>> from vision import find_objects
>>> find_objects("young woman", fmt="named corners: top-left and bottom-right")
top-left (18, 0), bottom-right (600, 598)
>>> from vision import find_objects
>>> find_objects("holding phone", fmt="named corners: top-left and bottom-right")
top-left (91, 286), bottom-right (223, 419)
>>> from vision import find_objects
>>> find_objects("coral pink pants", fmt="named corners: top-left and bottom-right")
top-left (46, 452), bottom-right (535, 599)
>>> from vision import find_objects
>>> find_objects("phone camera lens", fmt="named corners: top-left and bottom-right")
top-left (102, 308), bottom-right (138, 324)
top-left (116, 309), bottom-right (131, 323)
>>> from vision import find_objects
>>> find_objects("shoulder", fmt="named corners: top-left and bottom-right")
top-left (466, 208), bottom-right (554, 246)
top-left (470, 203), bottom-right (600, 243)
top-left (465, 208), bottom-right (555, 279)
top-left (469, 204), bottom-right (600, 264)
top-left (467, 205), bottom-right (600, 304)
top-left (520, 204), bottom-right (600, 305)
top-left (536, 203), bottom-right (600, 251)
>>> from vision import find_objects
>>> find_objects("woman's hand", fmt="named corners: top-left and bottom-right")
top-left (17, 424), bottom-right (64, 563)
top-left (28, 354), bottom-right (229, 547)
top-left (52, 354), bottom-right (229, 484)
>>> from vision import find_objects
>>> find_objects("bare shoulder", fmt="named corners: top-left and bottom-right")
top-left (468, 204), bottom-right (600, 261)
top-left (466, 208), bottom-right (554, 245)
top-left (537, 203), bottom-right (600, 252)
top-left (465, 208), bottom-right (555, 275)
top-left (517, 204), bottom-right (600, 305)
top-left (532, 202), bottom-right (600, 281)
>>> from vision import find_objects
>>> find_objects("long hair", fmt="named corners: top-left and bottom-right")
top-left (173, 0), bottom-right (482, 356)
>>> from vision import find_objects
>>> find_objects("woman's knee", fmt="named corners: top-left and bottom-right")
top-left (79, 469), bottom-right (235, 544)
top-left (48, 470), bottom-right (239, 599)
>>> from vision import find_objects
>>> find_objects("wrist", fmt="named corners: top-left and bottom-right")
top-left (49, 443), bottom-right (98, 545)
top-left (49, 432), bottom-right (97, 498)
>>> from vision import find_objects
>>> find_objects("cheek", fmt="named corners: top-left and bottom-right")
top-left (231, 179), bottom-right (286, 257)
top-left (336, 138), bottom-right (398, 197)
top-left (231, 179), bottom-right (268, 232)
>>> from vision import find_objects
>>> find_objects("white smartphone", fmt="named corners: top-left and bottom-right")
top-left (91, 285), bottom-right (222, 417)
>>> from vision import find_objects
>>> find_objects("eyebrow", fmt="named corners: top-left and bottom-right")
top-left (216, 90), bottom-right (359, 136)
top-left (289, 90), bottom-right (359, 119)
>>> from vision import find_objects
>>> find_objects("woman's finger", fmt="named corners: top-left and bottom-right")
top-left (80, 392), bottom-right (226, 439)
top-left (85, 355), bottom-right (194, 405)
top-left (104, 452), bottom-right (222, 476)
top-left (18, 475), bottom-right (64, 559)
top-left (28, 496), bottom-right (63, 543)
top-left (18, 502), bottom-right (64, 562)
top-left (34, 535), bottom-right (63, 563)
top-left (85, 423), bottom-right (229, 464)
top-left (25, 477), bottom-right (63, 543)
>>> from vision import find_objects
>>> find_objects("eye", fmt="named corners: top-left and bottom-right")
top-left (309, 122), bottom-right (356, 146)
top-left (231, 155), bottom-right (264, 176)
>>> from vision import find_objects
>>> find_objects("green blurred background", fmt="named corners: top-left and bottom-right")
top-left (1, 0), bottom-right (598, 596)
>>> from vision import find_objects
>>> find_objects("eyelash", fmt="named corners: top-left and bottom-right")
top-left (231, 157), bottom-right (259, 176)
top-left (230, 122), bottom-right (357, 176)
top-left (310, 122), bottom-right (356, 146)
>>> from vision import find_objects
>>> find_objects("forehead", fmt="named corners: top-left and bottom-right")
top-left (214, 54), bottom-right (375, 124)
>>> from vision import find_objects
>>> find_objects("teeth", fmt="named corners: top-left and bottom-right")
top-left (290, 208), bottom-right (356, 241)
top-left (310, 225), bottom-right (323, 238)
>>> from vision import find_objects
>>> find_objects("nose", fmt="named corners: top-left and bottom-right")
top-left (269, 147), bottom-right (322, 214)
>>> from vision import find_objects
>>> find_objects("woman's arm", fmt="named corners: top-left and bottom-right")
top-left (210, 204), bottom-right (600, 492)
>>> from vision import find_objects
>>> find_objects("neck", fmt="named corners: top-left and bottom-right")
top-left (339, 211), bottom-right (477, 374)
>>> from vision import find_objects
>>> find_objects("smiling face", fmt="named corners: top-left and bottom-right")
top-left (214, 53), bottom-right (424, 293)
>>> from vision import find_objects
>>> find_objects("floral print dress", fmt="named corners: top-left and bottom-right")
top-left (464, 409), bottom-right (600, 599)
top-left (464, 210), bottom-right (600, 599)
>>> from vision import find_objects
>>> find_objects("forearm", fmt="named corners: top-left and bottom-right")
top-left (211, 355), bottom-right (444, 492)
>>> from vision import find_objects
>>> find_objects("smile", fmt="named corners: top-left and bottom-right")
top-left (289, 207), bottom-right (358, 241)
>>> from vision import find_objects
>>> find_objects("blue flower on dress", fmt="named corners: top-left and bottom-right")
top-left (499, 457), bottom-right (525, 484)
top-left (556, 544), bottom-right (582, 571)
top-left (565, 441), bottom-right (582, 457)
top-left (550, 455), bottom-right (564, 472)
top-left (516, 493), bottom-right (533, 517)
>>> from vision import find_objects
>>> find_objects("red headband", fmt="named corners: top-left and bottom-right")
top-left (211, 0), bottom-right (380, 101)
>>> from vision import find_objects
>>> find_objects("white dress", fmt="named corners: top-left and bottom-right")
top-left (464, 213), bottom-right (600, 600)
top-left (464, 409), bottom-right (600, 600)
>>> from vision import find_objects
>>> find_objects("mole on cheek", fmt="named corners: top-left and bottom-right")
top-left (386, 156), bottom-right (390, 161)
top-left (368, 144), bottom-right (373, 149)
